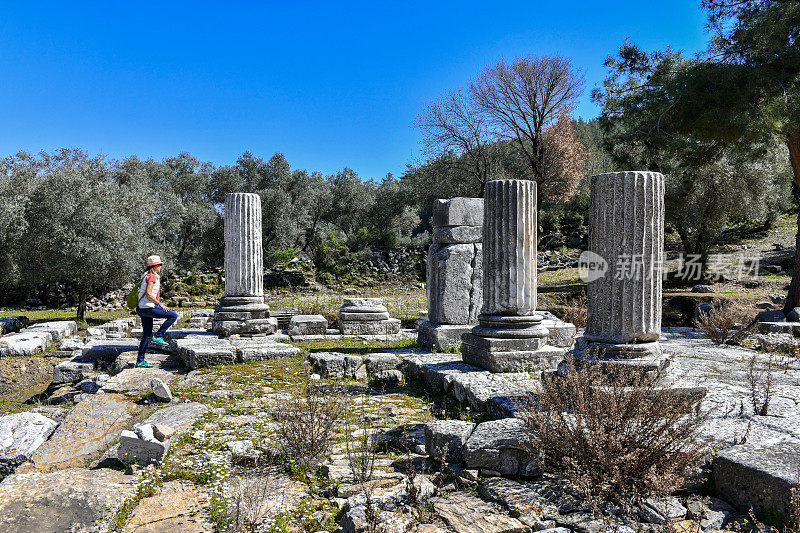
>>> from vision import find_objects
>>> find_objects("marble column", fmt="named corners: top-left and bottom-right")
top-left (461, 180), bottom-right (564, 372)
top-left (213, 193), bottom-right (273, 336)
top-left (579, 171), bottom-right (665, 362)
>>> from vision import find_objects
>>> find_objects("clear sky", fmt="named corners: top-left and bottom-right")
top-left (0, 1), bottom-right (709, 180)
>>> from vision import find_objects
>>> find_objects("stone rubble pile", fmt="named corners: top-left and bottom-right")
top-left (419, 197), bottom-right (484, 350)
top-left (0, 320), bottom-right (78, 356)
top-left (338, 297), bottom-right (400, 335)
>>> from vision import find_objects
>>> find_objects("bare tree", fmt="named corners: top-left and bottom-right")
top-left (470, 55), bottom-right (585, 206)
top-left (417, 89), bottom-right (495, 195)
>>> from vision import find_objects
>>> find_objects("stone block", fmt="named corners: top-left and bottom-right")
top-left (142, 402), bottom-right (208, 433)
top-left (0, 330), bottom-right (51, 356)
top-left (463, 418), bottom-right (539, 477)
top-left (713, 440), bottom-right (800, 515)
top-left (212, 318), bottom-right (276, 336)
top-left (308, 352), bottom-right (362, 378)
top-left (462, 333), bottom-right (548, 352)
top-left (52, 358), bottom-right (94, 384)
top-left (461, 343), bottom-right (565, 373)
top-left (0, 412), bottom-right (58, 458)
top-left (339, 318), bottom-right (401, 335)
top-left (365, 353), bottom-right (401, 374)
top-left (118, 430), bottom-right (169, 466)
top-left (173, 338), bottom-right (236, 369)
top-left (432, 197), bottom-right (484, 228)
top-left (152, 424), bottom-right (176, 441)
top-left (288, 314), bottom-right (328, 335)
top-left (424, 420), bottom-right (475, 463)
top-left (758, 309), bottom-right (787, 323)
top-left (540, 319), bottom-right (577, 348)
top-left (433, 225), bottom-right (482, 244)
top-left (27, 321), bottom-right (78, 342)
top-left (341, 297), bottom-right (385, 309)
top-left (417, 322), bottom-right (473, 351)
top-left (338, 311), bottom-right (391, 322)
top-left (427, 243), bottom-right (482, 325)
top-left (81, 339), bottom-right (140, 363)
top-left (232, 338), bottom-right (300, 362)
top-left (371, 369), bottom-right (403, 387)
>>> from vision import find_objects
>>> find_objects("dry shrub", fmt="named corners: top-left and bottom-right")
top-left (273, 377), bottom-right (348, 472)
top-left (518, 357), bottom-right (709, 508)
top-left (561, 294), bottom-right (587, 328)
top-left (226, 464), bottom-right (280, 532)
top-left (694, 302), bottom-right (757, 345)
top-left (746, 352), bottom-right (776, 416)
top-left (345, 395), bottom-right (379, 484)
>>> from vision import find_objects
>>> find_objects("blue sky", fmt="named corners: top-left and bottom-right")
top-left (0, 1), bottom-right (708, 180)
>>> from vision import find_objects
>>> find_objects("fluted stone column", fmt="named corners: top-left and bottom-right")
top-left (461, 180), bottom-right (565, 372)
top-left (579, 171), bottom-right (665, 363)
top-left (213, 193), bottom-right (274, 336)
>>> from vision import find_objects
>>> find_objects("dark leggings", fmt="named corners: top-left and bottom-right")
top-left (136, 306), bottom-right (179, 362)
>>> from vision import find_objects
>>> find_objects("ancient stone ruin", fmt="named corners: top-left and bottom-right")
top-left (418, 197), bottom-right (484, 350)
top-left (462, 179), bottom-right (565, 372)
top-left (338, 297), bottom-right (400, 335)
top-left (577, 171), bottom-right (667, 371)
top-left (212, 193), bottom-right (276, 336)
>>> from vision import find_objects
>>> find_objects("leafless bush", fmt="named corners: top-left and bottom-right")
top-left (345, 395), bottom-right (379, 484)
top-left (694, 302), bottom-right (757, 345)
top-left (226, 464), bottom-right (279, 532)
top-left (273, 376), bottom-right (348, 473)
top-left (517, 357), bottom-right (709, 509)
top-left (561, 294), bottom-right (587, 328)
top-left (746, 353), bottom-right (775, 416)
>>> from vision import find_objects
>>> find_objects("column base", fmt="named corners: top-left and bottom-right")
top-left (571, 337), bottom-right (670, 376)
top-left (339, 318), bottom-right (401, 335)
top-left (213, 295), bottom-right (273, 336)
top-left (417, 322), bottom-right (473, 351)
top-left (460, 313), bottom-right (563, 372)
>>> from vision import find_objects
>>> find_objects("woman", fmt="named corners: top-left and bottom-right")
top-left (135, 255), bottom-right (179, 368)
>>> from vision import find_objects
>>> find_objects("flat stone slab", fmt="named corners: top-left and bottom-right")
top-left (0, 330), bottom-right (51, 356)
top-left (141, 402), bottom-right (208, 434)
top-left (132, 328), bottom-right (211, 339)
top-left (714, 440), bottom-right (800, 515)
top-left (102, 365), bottom-right (178, 395)
top-left (449, 371), bottom-right (536, 412)
top-left (123, 479), bottom-right (212, 532)
top-left (430, 491), bottom-right (527, 533)
top-left (288, 314), bottom-right (328, 335)
top-left (340, 318), bottom-right (401, 335)
top-left (401, 353), bottom-right (481, 393)
top-left (462, 343), bottom-right (565, 373)
top-left (173, 337), bottom-right (237, 369)
top-left (231, 338), bottom-right (300, 362)
top-left (758, 321), bottom-right (800, 334)
top-left (31, 393), bottom-right (137, 470)
top-left (0, 412), bottom-right (57, 458)
top-left (0, 467), bottom-right (136, 532)
top-left (27, 321), bottom-right (78, 342)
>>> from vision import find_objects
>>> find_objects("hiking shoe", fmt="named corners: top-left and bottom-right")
top-left (151, 335), bottom-right (169, 347)
top-left (136, 361), bottom-right (153, 368)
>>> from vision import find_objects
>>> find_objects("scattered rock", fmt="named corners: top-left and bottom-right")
top-left (150, 378), bottom-right (173, 402)
top-left (691, 284), bottom-right (715, 293)
top-left (0, 412), bottom-right (58, 459)
top-left (430, 491), bottom-right (528, 533)
top-left (152, 424), bottom-right (176, 442)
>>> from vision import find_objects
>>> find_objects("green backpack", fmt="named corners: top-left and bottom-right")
top-left (126, 275), bottom-right (144, 311)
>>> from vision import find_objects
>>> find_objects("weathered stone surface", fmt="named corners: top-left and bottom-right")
top-left (400, 353), bottom-right (481, 393)
top-left (462, 343), bottom-right (565, 373)
top-left (309, 352), bottom-right (363, 378)
top-left (757, 309), bottom-right (787, 323)
top-left (150, 378), bottom-right (172, 402)
top-left (713, 440), bottom-right (800, 515)
top-left (371, 369), bottom-right (403, 387)
top-left (212, 316), bottom-right (276, 336)
top-left (0, 330), bottom-right (51, 356)
top-left (142, 402), bottom-right (208, 434)
top-left (365, 353), bottom-right (401, 374)
top-left (123, 480), bottom-right (212, 532)
top-left (52, 357), bottom-right (94, 384)
top-left (0, 467), bottom-right (136, 532)
top-left (340, 318), bottom-right (401, 335)
top-left (427, 243), bottom-right (482, 325)
top-left (31, 393), bottom-right (137, 470)
top-left (479, 477), bottom-right (561, 521)
top-left (750, 332), bottom-right (798, 352)
top-left (152, 424), bottom-right (175, 441)
top-left (289, 314), bottom-right (328, 335)
top-left (27, 321), bottom-right (78, 342)
top-left (433, 225), bottom-right (483, 244)
top-left (424, 420), bottom-right (475, 463)
top-left (463, 418), bottom-right (538, 477)
top-left (101, 356), bottom-right (177, 395)
top-left (448, 370), bottom-right (536, 412)
top-left (431, 491), bottom-right (527, 533)
top-left (339, 311), bottom-right (391, 321)
top-left (174, 337), bottom-right (237, 369)
top-left (233, 338), bottom-right (300, 362)
top-left (585, 171), bottom-right (664, 345)
top-left (0, 412), bottom-right (57, 458)
top-left (342, 297), bottom-right (385, 309)
top-left (540, 318), bottom-right (577, 349)
top-left (417, 322), bottom-right (473, 351)
top-left (118, 428), bottom-right (169, 465)
top-left (432, 197), bottom-right (484, 228)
